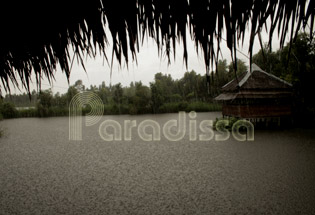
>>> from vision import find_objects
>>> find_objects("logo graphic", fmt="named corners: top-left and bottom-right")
top-left (69, 91), bottom-right (104, 140)
top-left (69, 92), bottom-right (254, 141)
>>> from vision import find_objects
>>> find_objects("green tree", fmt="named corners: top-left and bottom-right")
top-left (112, 83), bottom-right (123, 114)
top-left (0, 102), bottom-right (18, 118)
top-left (228, 59), bottom-right (247, 76)
top-left (97, 81), bottom-right (110, 104)
top-left (134, 82), bottom-right (151, 113)
top-left (181, 70), bottom-right (198, 101)
top-left (53, 92), bottom-right (67, 108)
top-left (74, 80), bottom-right (85, 92)
top-left (150, 73), bottom-right (175, 112)
top-left (36, 89), bottom-right (53, 117)
top-left (252, 45), bottom-right (282, 77)
top-left (150, 81), bottom-right (164, 113)
top-left (66, 86), bottom-right (79, 104)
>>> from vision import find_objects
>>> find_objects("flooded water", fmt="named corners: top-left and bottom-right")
top-left (0, 112), bottom-right (315, 214)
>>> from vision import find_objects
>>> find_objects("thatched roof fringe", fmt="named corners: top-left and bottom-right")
top-left (0, 0), bottom-right (314, 93)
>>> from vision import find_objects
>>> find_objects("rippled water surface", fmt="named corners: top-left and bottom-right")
top-left (1, 112), bottom-right (315, 214)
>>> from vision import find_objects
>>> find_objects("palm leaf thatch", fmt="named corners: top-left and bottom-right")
top-left (0, 0), bottom-right (314, 93)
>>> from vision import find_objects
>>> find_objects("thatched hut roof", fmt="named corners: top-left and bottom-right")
top-left (0, 0), bottom-right (314, 93)
top-left (215, 64), bottom-right (292, 101)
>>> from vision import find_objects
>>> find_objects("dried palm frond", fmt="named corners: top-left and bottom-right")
top-left (0, 0), bottom-right (313, 93)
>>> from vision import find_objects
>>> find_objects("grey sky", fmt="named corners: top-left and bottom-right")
top-left (5, 27), bottom-right (290, 95)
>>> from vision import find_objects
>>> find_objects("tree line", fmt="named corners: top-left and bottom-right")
top-left (1, 33), bottom-right (314, 122)
top-left (0, 70), bottom-right (225, 119)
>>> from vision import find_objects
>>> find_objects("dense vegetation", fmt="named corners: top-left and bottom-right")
top-left (252, 33), bottom-right (315, 124)
top-left (0, 70), bottom-right (225, 119)
top-left (0, 33), bottom-right (314, 123)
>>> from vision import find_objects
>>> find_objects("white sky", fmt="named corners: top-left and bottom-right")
top-left (4, 26), bottom-right (291, 95)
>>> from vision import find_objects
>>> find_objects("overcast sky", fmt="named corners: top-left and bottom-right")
top-left (5, 26), bottom-right (290, 95)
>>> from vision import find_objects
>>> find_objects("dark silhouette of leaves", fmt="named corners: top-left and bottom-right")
top-left (0, 0), bottom-right (313, 93)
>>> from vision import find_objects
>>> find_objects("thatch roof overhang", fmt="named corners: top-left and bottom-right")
top-left (216, 91), bottom-right (293, 101)
top-left (0, 1), bottom-right (314, 93)
top-left (215, 64), bottom-right (293, 102)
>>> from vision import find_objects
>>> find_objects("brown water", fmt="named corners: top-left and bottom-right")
top-left (0, 112), bottom-right (315, 214)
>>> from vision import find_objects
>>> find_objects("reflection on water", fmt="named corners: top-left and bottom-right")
top-left (0, 112), bottom-right (315, 214)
